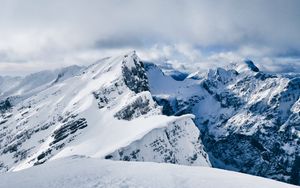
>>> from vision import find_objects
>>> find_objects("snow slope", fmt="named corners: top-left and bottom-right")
top-left (0, 157), bottom-right (297, 188)
top-left (0, 65), bottom-right (84, 104)
top-left (0, 51), bottom-right (298, 186)
top-left (0, 51), bottom-right (209, 174)
top-left (145, 60), bottom-right (300, 185)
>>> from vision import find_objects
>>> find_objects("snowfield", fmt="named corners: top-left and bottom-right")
top-left (0, 157), bottom-right (297, 188)
top-left (0, 51), bottom-right (299, 186)
top-left (0, 52), bottom-right (210, 174)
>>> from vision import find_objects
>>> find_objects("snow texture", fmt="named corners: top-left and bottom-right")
top-left (0, 157), bottom-right (297, 188)
top-left (0, 51), bottom-right (299, 186)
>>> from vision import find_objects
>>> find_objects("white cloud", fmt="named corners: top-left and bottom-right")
top-left (0, 0), bottom-right (299, 75)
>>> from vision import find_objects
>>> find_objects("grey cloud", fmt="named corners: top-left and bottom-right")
top-left (0, 0), bottom-right (299, 75)
top-left (94, 35), bottom-right (159, 49)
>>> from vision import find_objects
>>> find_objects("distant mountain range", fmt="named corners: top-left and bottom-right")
top-left (0, 51), bottom-right (299, 186)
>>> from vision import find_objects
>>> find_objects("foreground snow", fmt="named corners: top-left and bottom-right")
top-left (0, 157), bottom-right (296, 188)
top-left (0, 51), bottom-right (298, 185)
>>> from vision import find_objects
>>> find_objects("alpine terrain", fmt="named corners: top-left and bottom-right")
top-left (0, 51), bottom-right (299, 187)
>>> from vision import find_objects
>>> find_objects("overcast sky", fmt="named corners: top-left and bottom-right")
top-left (0, 0), bottom-right (299, 75)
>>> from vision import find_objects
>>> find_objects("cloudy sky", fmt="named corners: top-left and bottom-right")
top-left (0, 0), bottom-right (299, 75)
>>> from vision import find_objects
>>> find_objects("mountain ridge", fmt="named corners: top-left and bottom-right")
top-left (0, 51), bottom-right (299, 185)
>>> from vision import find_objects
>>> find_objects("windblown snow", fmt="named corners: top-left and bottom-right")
top-left (0, 51), bottom-right (210, 173)
top-left (0, 51), bottom-right (299, 187)
top-left (0, 157), bottom-right (297, 188)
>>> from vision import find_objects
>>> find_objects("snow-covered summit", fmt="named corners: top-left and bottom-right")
top-left (0, 51), bottom-right (298, 186)
top-left (227, 59), bottom-right (260, 74)
top-left (0, 65), bottom-right (84, 104)
top-left (145, 56), bottom-right (299, 185)
top-left (0, 52), bottom-right (210, 174)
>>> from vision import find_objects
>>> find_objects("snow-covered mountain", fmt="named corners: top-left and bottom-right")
top-left (0, 52), bottom-right (210, 172)
top-left (0, 51), bottom-right (299, 186)
top-left (0, 65), bottom-right (84, 105)
top-left (146, 59), bottom-right (300, 185)
top-left (0, 157), bottom-right (297, 188)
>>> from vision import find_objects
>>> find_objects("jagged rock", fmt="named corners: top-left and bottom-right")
top-left (244, 60), bottom-right (260, 72)
top-left (0, 53), bottom-right (298, 186)
top-left (0, 52), bottom-right (209, 176)
top-left (107, 115), bottom-right (210, 166)
top-left (51, 117), bottom-right (87, 145)
top-left (0, 99), bottom-right (11, 113)
top-left (114, 92), bottom-right (161, 120)
top-left (146, 59), bottom-right (300, 185)
top-left (122, 52), bottom-right (149, 93)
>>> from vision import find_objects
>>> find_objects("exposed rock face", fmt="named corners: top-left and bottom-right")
top-left (244, 60), bottom-right (260, 72)
top-left (200, 70), bottom-right (300, 184)
top-left (114, 93), bottom-right (158, 121)
top-left (0, 99), bottom-right (11, 113)
top-left (0, 52), bottom-right (298, 185)
top-left (92, 79), bottom-right (126, 110)
top-left (106, 115), bottom-right (210, 166)
top-left (50, 117), bottom-right (87, 146)
top-left (0, 52), bottom-right (210, 175)
top-left (153, 96), bottom-right (178, 116)
top-left (122, 52), bottom-right (149, 93)
top-left (146, 60), bottom-right (300, 185)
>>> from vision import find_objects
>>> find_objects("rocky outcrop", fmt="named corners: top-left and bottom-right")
top-left (114, 92), bottom-right (159, 120)
top-left (106, 115), bottom-right (211, 167)
top-left (122, 52), bottom-right (149, 93)
top-left (146, 59), bottom-right (300, 185)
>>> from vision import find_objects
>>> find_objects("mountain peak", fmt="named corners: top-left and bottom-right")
top-left (121, 51), bottom-right (149, 93)
top-left (244, 59), bottom-right (260, 72)
top-left (123, 50), bottom-right (136, 58)
top-left (227, 59), bottom-right (260, 74)
top-left (1, 51), bottom-right (299, 186)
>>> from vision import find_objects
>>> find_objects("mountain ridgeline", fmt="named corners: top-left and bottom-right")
top-left (0, 52), bottom-right (299, 185)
